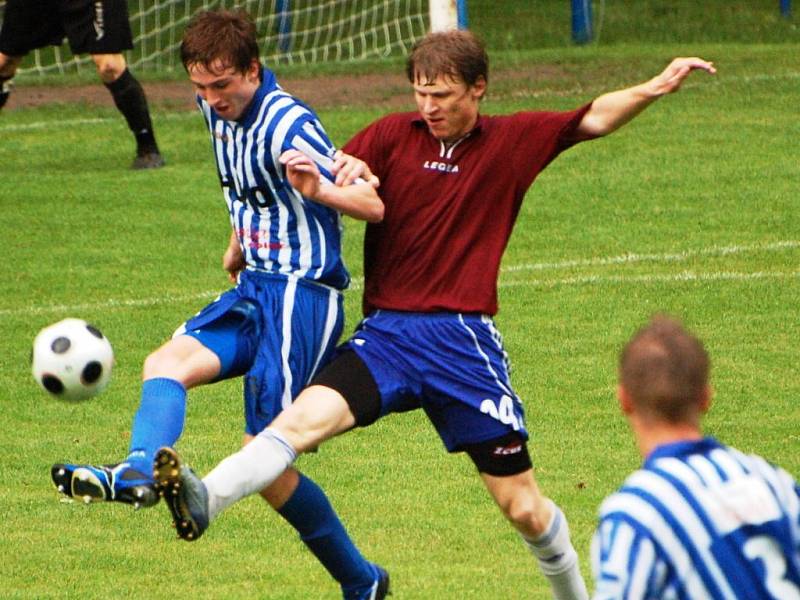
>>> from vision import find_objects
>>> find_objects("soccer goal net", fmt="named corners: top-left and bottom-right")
top-left (0, 0), bottom-right (430, 78)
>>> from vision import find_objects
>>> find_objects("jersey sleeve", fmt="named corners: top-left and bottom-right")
top-left (592, 514), bottom-right (668, 599)
top-left (286, 118), bottom-right (339, 184)
top-left (507, 104), bottom-right (595, 186)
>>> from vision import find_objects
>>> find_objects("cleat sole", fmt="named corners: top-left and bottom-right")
top-left (153, 447), bottom-right (205, 542)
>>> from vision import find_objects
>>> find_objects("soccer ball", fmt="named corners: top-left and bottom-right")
top-left (31, 318), bottom-right (114, 401)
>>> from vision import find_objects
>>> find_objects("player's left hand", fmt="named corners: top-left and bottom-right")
top-left (331, 151), bottom-right (380, 188)
top-left (222, 235), bottom-right (245, 283)
top-left (280, 149), bottom-right (322, 199)
top-left (649, 57), bottom-right (716, 96)
top-left (223, 240), bottom-right (245, 284)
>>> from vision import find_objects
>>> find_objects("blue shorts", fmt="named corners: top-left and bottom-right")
top-left (175, 269), bottom-right (344, 435)
top-left (341, 310), bottom-right (528, 452)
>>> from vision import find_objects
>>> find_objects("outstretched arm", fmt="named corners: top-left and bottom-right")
top-left (279, 149), bottom-right (384, 223)
top-left (578, 57), bottom-right (716, 138)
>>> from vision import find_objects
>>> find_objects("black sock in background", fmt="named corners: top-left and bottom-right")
top-left (0, 75), bottom-right (13, 110)
top-left (104, 68), bottom-right (159, 155)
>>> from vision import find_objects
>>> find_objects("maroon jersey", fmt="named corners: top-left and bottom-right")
top-left (344, 106), bottom-right (593, 316)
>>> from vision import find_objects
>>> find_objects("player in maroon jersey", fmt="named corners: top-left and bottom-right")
top-left (153, 30), bottom-right (714, 598)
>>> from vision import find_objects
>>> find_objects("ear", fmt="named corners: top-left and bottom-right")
top-left (698, 384), bottom-right (713, 415)
top-left (471, 75), bottom-right (487, 100)
top-left (247, 59), bottom-right (260, 81)
top-left (617, 384), bottom-right (634, 415)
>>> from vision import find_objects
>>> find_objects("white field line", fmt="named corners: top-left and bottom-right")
top-left (500, 269), bottom-right (799, 290)
top-left (0, 117), bottom-right (110, 132)
top-left (503, 240), bottom-right (800, 273)
top-left (0, 111), bottom-right (196, 133)
top-left (1, 240), bottom-right (797, 317)
top-left (0, 291), bottom-right (222, 317)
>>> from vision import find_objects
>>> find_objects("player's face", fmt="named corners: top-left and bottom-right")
top-left (413, 72), bottom-right (486, 143)
top-left (188, 59), bottom-right (261, 121)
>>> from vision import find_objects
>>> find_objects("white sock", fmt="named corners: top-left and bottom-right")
top-left (202, 428), bottom-right (297, 520)
top-left (522, 500), bottom-right (588, 600)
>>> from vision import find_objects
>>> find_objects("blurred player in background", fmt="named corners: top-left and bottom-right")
top-left (152, 30), bottom-right (714, 598)
top-left (0, 0), bottom-right (164, 169)
top-left (51, 8), bottom-right (388, 599)
top-left (592, 314), bottom-right (800, 599)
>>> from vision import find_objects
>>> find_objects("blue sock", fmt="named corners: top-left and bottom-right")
top-left (125, 377), bottom-right (186, 475)
top-left (278, 474), bottom-right (375, 598)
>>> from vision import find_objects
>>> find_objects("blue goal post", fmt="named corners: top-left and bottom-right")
top-left (781, 0), bottom-right (792, 17)
top-left (457, 0), bottom-right (469, 29)
top-left (571, 0), bottom-right (593, 44)
top-left (275, 0), bottom-right (292, 53)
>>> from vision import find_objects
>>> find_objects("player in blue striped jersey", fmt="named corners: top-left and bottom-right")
top-left (592, 315), bottom-right (800, 599)
top-left (51, 9), bottom-right (387, 599)
top-left (198, 59), bottom-right (355, 288)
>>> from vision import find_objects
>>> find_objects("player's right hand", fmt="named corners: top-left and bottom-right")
top-left (280, 149), bottom-right (323, 199)
top-left (649, 57), bottom-right (716, 96)
top-left (332, 151), bottom-right (380, 188)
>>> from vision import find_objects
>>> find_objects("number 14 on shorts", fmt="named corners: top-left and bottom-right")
top-left (480, 394), bottom-right (523, 431)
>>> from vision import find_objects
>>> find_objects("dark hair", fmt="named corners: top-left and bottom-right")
top-left (406, 30), bottom-right (488, 86)
top-left (619, 315), bottom-right (710, 423)
top-left (180, 9), bottom-right (259, 73)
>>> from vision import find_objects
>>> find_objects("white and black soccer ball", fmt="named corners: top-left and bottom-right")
top-left (31, 318), bottom-right (114, 402)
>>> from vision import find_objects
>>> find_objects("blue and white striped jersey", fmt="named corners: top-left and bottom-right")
top-left (592, 437), bottom-right (800, 599)
top-left (199, 67), bottom-right (349, 289)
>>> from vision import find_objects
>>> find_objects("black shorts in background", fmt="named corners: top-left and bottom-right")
top-left (0, 0), bottom-right (133, 57)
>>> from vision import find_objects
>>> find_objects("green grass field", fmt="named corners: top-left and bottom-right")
top-left (1, 16), bottom-right (799, 600)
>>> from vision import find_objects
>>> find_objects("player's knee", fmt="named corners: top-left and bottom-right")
top-left (0, 53), bottom-right (22, 78)
top-left (501, 494), bottom-right (549, 536)
top-left (272, 409), bottom-right (321, 452)
top-left (142, 336), bottom-right (220, 386)
top-left (271, 387), bottom-right (354, 453)
top-left (142, 348), bottom-right (171, 379)
top-left (142, 345), bottom-right (187, 380)
top-left (92, 54), bottom-right (127, 83)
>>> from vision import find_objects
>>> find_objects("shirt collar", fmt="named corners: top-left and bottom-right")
top-left (411, 113), bottom-right (486, 138)
top-left (643, 436), bottom-right (723, 467)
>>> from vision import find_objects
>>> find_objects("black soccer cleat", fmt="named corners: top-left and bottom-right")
top-left (153, 447), bottom-right (209, 541)
top-left (372, 565), bottom-right (390, 600)
top-left (131, 151), bottom-right (165, 170)
top-left (51, 462), bottom-right (159, 508)
top-left (348, 564), bottom-right (390, 600)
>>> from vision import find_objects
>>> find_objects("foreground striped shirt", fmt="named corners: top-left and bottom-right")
top-left (199, 67), bottom-right (349, 289)
top-left (592, 437), bottom-right (800, 599)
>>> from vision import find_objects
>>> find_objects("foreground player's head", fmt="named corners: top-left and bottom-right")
top-left (180, 9), bottom-right (261, 120)
top-left (618, 314), bottom-right (711, 428)
top-left (181, 9), bottom-right (259, 75)
top-left (406, 29), bottom-right (489, 89)
top-left (406, 30), bottom-right (489, 143)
